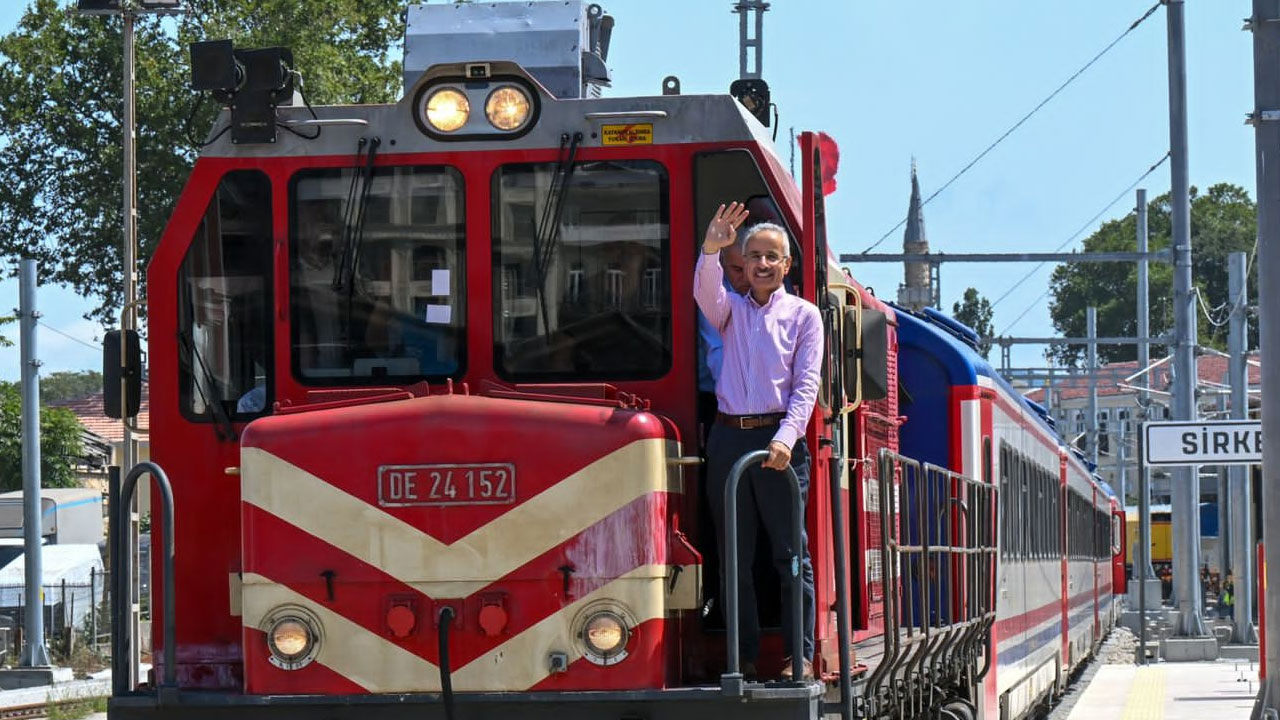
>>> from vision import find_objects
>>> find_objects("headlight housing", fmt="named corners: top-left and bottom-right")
top-left (424, 87), bottom-right (470, 133)
top-left (264, 606), bottom-right (322, 670)
top-left (412, 76), bottom-right (540, 140)
top-left (485, 85), bottom-right (532, 131)
top-left (575, 603), bottom-right (633, 666)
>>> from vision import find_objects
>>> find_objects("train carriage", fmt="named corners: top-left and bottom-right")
top-left (889, 306), bottom-right (1118, 720)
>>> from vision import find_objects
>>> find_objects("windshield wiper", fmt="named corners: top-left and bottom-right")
top-left (332, 136), bottom-right (381, 292)
top-left (179, 330), bottom-right (238, 442)
top-left (529, 132), bottom-right (583, 340)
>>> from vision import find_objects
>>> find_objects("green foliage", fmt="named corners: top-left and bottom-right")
top-left (41, 370), bottom-right (103, 403)
top-left (0, 316), bottom-right (14, 349)
top-left (1047, 184), bottom-right (1257, 366)
top-left (952, 287), bottom-right (994, 359)
top-left (0, 0), bottom-right (404, 323)
top-left (0, 382), bottom-right (85, 491)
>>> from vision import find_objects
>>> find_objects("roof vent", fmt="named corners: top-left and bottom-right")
top-left (403, 1), bottom-right (614, 100)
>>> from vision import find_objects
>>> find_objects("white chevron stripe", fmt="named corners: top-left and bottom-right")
top-left (242, 566), bottom-right (666, 692)
top-left (241, 438), bottom-right (670, 598)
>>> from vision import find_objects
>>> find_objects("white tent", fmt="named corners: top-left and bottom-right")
top-left (0, 544), bottom-right (105, 629)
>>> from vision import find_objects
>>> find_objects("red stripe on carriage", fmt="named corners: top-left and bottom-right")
top-left (995, 587), bottom-right (1100, 639)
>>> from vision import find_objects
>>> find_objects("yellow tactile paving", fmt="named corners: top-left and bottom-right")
top-left (1066, 661), bottom-right (1256, 720)
top-left (1121, 666), bottom-right (1165, 720)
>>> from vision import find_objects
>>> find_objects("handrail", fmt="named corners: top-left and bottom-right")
top-left (111, 462), bottom-right (176, 695)
top-left (865, 450), bottom-right (998, 718)
top-left (826, 450), bottom-right (854, 720)
top-left (720, 449), bottom-right (805, 697)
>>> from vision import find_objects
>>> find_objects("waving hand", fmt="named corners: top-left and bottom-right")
top-left (702, 202), bottom-right (751, 254)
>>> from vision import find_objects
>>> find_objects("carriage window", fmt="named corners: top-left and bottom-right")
top-left (290, 166), bottom-right (465, 384)
top-left (178, 170), bottom-right (273, 422)
top-left (492, 161), bottom-right (670, 380)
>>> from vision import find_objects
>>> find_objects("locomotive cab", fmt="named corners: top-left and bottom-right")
top-left (123, 3), bottom-right (878, 719)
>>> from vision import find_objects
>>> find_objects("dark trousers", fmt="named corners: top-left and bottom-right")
top-left (706, 423), bottom-right (816, 662)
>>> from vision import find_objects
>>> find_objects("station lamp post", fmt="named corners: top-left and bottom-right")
top-left (76, 0), bottom-right (183, 690)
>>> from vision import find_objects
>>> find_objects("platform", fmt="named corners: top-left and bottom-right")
top-left (1065, 661), bottom-right (1256, 720)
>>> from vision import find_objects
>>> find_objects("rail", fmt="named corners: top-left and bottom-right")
top-left (719, 449), bottom-right (805, 697)
top-left (863, 449), bottom-right (997, 718)
top-left (110, 462), bottom-right (176, 697)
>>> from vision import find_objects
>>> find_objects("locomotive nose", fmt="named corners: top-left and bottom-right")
top-left (236, 392), bottom-right (693, 693)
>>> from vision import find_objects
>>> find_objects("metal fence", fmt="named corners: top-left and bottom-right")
top-left (0, 570), bottom-right (109, 662)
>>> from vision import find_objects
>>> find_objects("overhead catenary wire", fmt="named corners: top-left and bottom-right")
top-left (1195, 236), bottom-right (1258, 329)
top-left (994, 151), bottom-right (1172, 336)
top-left (36, 320), bottom-right (101, 352)
top-left (860, 1), bottom-right (1163, 254)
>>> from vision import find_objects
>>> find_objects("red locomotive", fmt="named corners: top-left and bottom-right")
top-left (103, 3), bottom-right (1121, 719)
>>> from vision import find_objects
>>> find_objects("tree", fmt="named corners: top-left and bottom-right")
top-left (1047, 184), bottom-right (1257, 366)
top-left (0, 382), bottom-right (84, 491)
top-left (953, 287), bottom-right (994, 359)
top-left (0, 0), bottom-right (405, 324)
top-left (41, 370), bottom-right (102, 403)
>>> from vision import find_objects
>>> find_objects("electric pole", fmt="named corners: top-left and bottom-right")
top-left (1165, 0), bottom-right (1207, 638)
top-left (1137, 188), bottom-right (1156, 582)
top-left (1250, 0), bottom-right (1280, 709)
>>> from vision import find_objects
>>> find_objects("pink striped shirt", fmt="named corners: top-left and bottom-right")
top-left (694, 251), bottom-right (823, 449)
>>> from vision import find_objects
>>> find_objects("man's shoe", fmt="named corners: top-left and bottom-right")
top-left (779, 656), bottom-right (813, 680)
top-left (741, 661), bottom-right (758, 681)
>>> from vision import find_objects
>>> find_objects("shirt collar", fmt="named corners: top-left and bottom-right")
top-left (746, 284), bottom-right (788, 309)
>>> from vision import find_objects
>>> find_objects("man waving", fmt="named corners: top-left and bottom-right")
top-left (695, 201), bottom-right (822, 680)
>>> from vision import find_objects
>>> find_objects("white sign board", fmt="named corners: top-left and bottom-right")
top-left (1143, 420), bottom-right (1262, 466)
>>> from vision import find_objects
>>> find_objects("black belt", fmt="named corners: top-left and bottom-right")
top-left (716, 412), bottom-right (786, 430)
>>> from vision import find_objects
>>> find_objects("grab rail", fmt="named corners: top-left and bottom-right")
top-left (720, 449), bottom-right (805, 697)
top-left (110, 462), bottom-right (176, 696)
top-left (865, 450), bottom-right (997, 718)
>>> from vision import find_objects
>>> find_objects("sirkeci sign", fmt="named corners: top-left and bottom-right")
top-left (1143, 419), bottom-right (1262, 466)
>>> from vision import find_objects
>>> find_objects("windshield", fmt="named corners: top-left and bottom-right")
top-left (178, 170), bottom-right (273, 422)
top-left (290, 166), bottom-right (465, 384)
top-left (492, 160), bottom-right (670, 380)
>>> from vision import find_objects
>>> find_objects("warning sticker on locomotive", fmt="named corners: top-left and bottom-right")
top-left (601, 123), bottom-right (653, 145)
top-left (378, 463), bottom-right (516, 507)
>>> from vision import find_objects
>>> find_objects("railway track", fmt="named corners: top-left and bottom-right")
top-left (0, 679), bottom-right (108, 720)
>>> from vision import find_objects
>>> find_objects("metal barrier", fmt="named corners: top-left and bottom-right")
top-left (110, 462), bottom-right (176, 696)
top-left (864, 449), bottom-right (997, 718)
top-left (719, 449), bottom-right (805, 697)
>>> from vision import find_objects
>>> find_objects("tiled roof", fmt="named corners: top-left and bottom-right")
top-left (48, 384), bottom-right (150, 443)
top-left (1019, 354), bottom-right (1260, 405)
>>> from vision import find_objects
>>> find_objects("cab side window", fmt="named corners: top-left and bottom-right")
top-left (177, 170), bottom-right (273, 422)
top-left (693, 150), bottom-right (797, 290)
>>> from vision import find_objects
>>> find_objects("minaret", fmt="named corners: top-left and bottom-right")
top-left (897, 159), bottom-right (933, 310)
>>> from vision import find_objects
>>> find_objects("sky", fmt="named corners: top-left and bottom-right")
top-left (0, 0), bottom-right (1259, 379)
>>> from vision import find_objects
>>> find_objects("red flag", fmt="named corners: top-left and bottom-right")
top-left (817, 131), bottom-right (840, 196)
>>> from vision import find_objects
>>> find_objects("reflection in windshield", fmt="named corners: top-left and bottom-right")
top-left (492, 161), bottom-right (670, 380)
top-left (291, 166), bottom-right (465, 384)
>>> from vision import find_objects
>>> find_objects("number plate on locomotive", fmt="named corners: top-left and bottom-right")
top-left (377, 464), bottom-right (516, 507)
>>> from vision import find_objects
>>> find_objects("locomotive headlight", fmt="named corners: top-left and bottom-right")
top-left (485, 85), bottom-right (531, 131)
top-left (264, 607), bottom-right (321, 670)
top-left (271, 619), bottom-right (311, 657)
top-left (577, 607), bottom-right (631, 665)
top-left (425, 87), bottom-right (470, 133)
